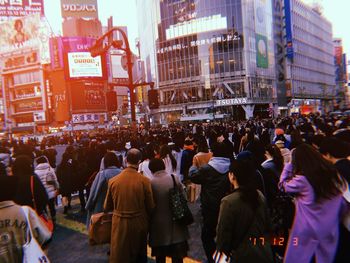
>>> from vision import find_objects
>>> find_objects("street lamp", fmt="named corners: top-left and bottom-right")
top-left (90, 27), bottom-right (137, 126)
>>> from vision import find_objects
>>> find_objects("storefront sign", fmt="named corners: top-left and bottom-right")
top-left (215, 98), bottom-right (248, 106)
top-left (2, 51), bottom-right (38, 72)
top-left (14, 99), bottom-right (43, 113)
top-left (72, 112), bottom-right (107, 124)
top-left (0, 0), bottom-right (44, 18)
top-left (33, 111), bottom-right (45, 122)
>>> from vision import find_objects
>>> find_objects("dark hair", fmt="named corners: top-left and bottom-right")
top-left (36, 156), bottom-right (48, 164)
top-left (319, 137), bottom-right (350, 159)
top-left (159, 144), bottom-right (177, 171)
top-left (126, 148), bottom-right (142, 165)
top-left (265, 144), bottom-right (284, 173)
top-left (211, 142), bottom-right (230, 158)
top-left (293, 144), bottom-right (343, 202)
top-left (196, 138), bottom-right (209, 153)
top-left (310, 134), bottom-right (325, 149)
top-left (104, 152), bottom-right (121, 168)
top-left (12, 155), bottom-right (34, 177)
top-left (229, 159), bottom-right (260, 210)
top-left (0, 176), bottom-right (18, 201)
top-left (148, 158), bottom-right (166, 174)
top-left (143, 143), bottom-right (156, 160)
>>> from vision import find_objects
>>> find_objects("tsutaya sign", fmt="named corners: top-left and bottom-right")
top-left (215, 98), bottom-right (248, 107)
top-left (61, 0), bottom-right (98, 19)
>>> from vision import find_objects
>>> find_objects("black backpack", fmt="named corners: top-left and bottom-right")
top-left (270, 190), bottom-right (295, 235)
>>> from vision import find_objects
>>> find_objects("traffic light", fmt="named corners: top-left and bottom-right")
top-left (148, 89), bottom-right (159, 109)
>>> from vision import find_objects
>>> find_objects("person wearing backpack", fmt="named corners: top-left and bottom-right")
top-left (35, 156), bottom-right (59, 224)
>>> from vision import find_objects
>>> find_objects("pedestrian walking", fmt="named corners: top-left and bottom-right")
top-left (104, 148), bottom-right (155, 263)
top-left (148, 158), bottom-right (189, 263)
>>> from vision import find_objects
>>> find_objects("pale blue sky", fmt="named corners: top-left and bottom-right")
top-left (45, 0), bottom-right (349, 59)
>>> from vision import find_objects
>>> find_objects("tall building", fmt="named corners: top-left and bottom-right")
top-left (284, 0), bottom-right (335, 114)
top-left (0, 0), bottom-right (52, 135)
top-left (137, 0), bottom-right (277, 122)
top-left (333, 38), bottom-right (348, 109)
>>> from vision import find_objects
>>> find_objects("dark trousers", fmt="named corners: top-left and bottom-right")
top-left (48, 198), bottom-right (56, 219)
top-left (201, 215), bottom-right (218, 263)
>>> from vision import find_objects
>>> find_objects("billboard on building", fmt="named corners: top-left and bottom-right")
top-left (68, 52), bottom-right (102, 78)
top-left (254, 0), bottom-right (269, 68)
top-left (335, 46), bottom-right (343, 82)
top-left (70, 81), bottom-right (106, 111)
top-left (0, 0), bottom-right (44, 18)
top-left (50, 70), bottom-right (70, 122)
top-left (284, 0), bottom-right (294, 60)
top-left (50, 36), bottom-right (106, 79)
top-left (60, 0), bottom-right (98, 19)
top-left (0, 14), bottom-right (51, 63)
top-left (256, 33), bottom-right (268, 68)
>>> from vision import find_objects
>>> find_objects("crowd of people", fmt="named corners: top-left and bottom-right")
top-left (0, 113), bottom-right (349, 263)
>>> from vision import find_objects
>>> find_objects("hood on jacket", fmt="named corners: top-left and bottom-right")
top-left (35, 162), bottom-right (51, 171)
top-left (208, 157), bottom-right (230, 174)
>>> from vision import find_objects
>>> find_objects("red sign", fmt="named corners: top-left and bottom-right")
top-left (14, 99), bottom-right (43, 113)
top-left (0, 0), bottom-right (44, 17)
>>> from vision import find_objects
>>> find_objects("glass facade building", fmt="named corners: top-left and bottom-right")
top-left (286, 0), bottom-right (335, 103)
top-left (137, 0), bottom-right (277, 121)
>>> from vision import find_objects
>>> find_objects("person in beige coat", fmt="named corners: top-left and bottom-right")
top-left (104, 148), bottom-right (155, 263)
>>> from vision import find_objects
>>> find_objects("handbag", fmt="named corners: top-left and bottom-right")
top-left (30, 176), bottom-right (54, 233)
top-left (89, 212), bottom-right (113, 245)
top-left (169, 174), bottom-right (194, 225)
top-left (22, 206), bottom-right (50, 263)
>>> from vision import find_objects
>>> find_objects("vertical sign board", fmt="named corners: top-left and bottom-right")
top-left (255, 0), bottom-right (269, 69)
top-left (274, 0), bottom-right (287, 106)
top-left (284, 0), bottom-right (294, 61)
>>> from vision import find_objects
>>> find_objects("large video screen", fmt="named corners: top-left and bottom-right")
top-left (68, 52), bottom-right (102, 78)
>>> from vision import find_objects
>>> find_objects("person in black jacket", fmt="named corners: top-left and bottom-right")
top-left (188, 142), bottom-right (231, 263)
top-left (12, 155), bottom-right (49, 216)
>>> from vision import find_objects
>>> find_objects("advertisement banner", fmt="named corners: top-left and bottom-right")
top-left (70, 81), bottom-right (106, 111)
top-left (0, 14), bottom-right (51, 63)
top-left (256, 34), bottom-right (268, 68)
top-left (50, 70), bottom-right (70, 122)
top-left (284, 0), bottom-right (293, 60)
top-left (14, 99), bottom-right (43, 113)
top-left (57, 36), bottom-right (106, 79)
top-left (68, 52), bottom-right (102, 78)
top-left (0, 0), bottom-right (44, 18)
top-left (60, 0), bottom-right (98, 19)
top-left (335, 46), bottom-right (343, 82)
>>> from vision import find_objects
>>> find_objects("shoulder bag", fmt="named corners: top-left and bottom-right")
top-left (22, 206), bottom-right (51, 263)
top-left (30, 176), bottom-right (54, 233)
top-left (169, 174), bottom-right (194, 225)
top-left (89, 212), bottom-right (113, 245)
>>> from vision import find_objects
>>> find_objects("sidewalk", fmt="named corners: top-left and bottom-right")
top-left (47, 199), bottom-right (206, 263)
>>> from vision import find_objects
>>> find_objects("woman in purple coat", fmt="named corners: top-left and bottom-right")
top-left (279, 144), bottom-right (346, 263)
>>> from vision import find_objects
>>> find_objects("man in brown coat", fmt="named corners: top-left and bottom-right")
top-left (104, 148), bottom-right (155, 263)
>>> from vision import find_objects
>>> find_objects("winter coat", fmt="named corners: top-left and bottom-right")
top-left (13, 174), bottom-right (49, 216)
top-left (0, 152), bottom-right (11, 167)
top-left (180, 149), bottom-right (195, 180)
top-left (0, 201), bottom-right (52, 262)
top-left (216, 190), bottom-right (274, 263)
top-left (56, 158), bottom-right (76, 196)
top-left (104, 167), bottom-right (155, 263)
top-left (149, 170), bottom-right (189, 247)
top-left (192, 152), bottom-right (212, 168)
top-left (35, 163), bottom-right (59, 199)
top-left (85, 166), bottom-right (121, 228)
top-left (279, 163), bottom-right (345, 263)
top-left (188, 157), bottom-right (231, 224)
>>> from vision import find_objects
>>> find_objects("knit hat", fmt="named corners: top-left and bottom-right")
top-left (275, 128), bottom-right (284, 136)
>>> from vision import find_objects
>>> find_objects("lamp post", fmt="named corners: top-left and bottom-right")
top-left (90, 27), bottom-right (137, 126)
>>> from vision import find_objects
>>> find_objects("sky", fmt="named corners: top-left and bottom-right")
top-left (44, 0), bottom-right (349, 60)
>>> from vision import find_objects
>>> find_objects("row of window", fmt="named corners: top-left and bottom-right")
top-left (12, 71), bottom-right (41, 86)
